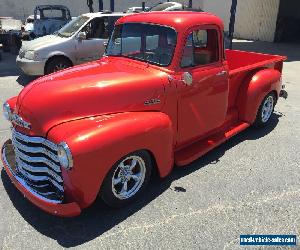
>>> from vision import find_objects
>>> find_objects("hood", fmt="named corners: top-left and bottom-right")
top-left (21, 35), bottom-right (66, 51)
top-left (15, 57), bottom-right (168, 136)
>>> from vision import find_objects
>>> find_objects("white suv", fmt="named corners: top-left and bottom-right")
top-left (17, 12), bottom-right (128, 75)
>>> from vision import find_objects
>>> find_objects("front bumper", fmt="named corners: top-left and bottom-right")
top-left (16, 55), bottom-right (45, 76)
top-left (1, 140), bottom-right (81, 217)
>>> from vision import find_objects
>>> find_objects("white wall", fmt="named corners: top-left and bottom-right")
top-left (201, 0), bottom-right (280, 42)
top-left (202, 0), bottom-right (231, 31)
top-left (234, 0), bottom-right (280, 42)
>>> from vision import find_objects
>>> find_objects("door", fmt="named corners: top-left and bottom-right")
top-left (177, 27), bottom-right (229, 145)
top-left (75, 17), bottom-right (109, 64)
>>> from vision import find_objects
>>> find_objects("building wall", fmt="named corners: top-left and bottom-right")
top-left (202, 0), bottom-right (280, 42)
top-left (202, 0), bottom-right (231, 31)
top-left (234, 0), bottom-right (280, 42)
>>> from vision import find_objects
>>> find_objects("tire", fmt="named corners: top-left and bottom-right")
top-left (101, 150), bottom-right (152, 208)
top-left (45, 57), bottom-right (72, 75)
top-left (253, 92), bottom-right (276, 127)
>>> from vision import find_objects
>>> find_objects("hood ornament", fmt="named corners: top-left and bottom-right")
top-left (11, 113), bottom-right (31, 130)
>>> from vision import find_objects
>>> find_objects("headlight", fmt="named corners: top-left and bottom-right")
top-left (3, 102), bottom-right (12, 121)
top-left (57, 142), bottom-right (73, 170)
top-left (24, 50), bottom-right (38, 60)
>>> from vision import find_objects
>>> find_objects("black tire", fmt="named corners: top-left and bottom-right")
top-left (101, 150), bottom-right (152, 208)
top-left (253, 92), bottom-right (276, 127)
top-left (45, 57), bottom-right (72, 75)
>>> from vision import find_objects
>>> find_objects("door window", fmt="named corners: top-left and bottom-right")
top-left (181, 29), bottom-right (219, 68)
top-left (82, 17), bottom-right (109, 39)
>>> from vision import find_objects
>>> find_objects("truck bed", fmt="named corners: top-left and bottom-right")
top-left (226, 49), bottom-right (286, 109)
top-left (226, 49), bottom-right (286, 76)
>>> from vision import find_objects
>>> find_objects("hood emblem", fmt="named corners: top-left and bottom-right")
top-left (144, 98), bottom-right (161, 106)
top-left (11, 113), bottom-right (31, 130)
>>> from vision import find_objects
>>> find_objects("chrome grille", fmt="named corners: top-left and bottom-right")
top-left (11, 129), bottom-right (64, 202)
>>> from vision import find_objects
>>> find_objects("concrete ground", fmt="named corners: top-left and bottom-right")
top-left (0, 40), bottom-right (299, 250)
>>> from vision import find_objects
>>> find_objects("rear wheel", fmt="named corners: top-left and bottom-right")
top-left (101, 150), bottom-right (152, 208)
top-left (254, 92), bottom-right (276, 127)
top-left (45, 57), bottom-right (72, 75)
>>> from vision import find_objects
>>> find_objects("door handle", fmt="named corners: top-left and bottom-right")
top-left (216, 70), bottom-right (227, 76)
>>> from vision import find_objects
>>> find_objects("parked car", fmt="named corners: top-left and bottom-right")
top-left (31, 5), bottom-right (71, 38)
top-left (149, 2), bottom-right (184, 11)
top-left (0, 17), bottom-right (22, 52)
top-left (127, 6), bottom-right (150, 13)
top-left (16, 11), bottom-right (129, 75)
top-left (2, 11), bottom-right (287, 217)
top-left (21, 15), bottom-right (40, 40)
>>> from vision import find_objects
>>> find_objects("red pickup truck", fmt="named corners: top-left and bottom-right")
top-left (2, 12), bottom-right (287, 217)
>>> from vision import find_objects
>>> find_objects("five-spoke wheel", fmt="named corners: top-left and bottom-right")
top-left (254, 92), bottom-right (276, 127)
top-left (101, 150), bottom-right (152, 207)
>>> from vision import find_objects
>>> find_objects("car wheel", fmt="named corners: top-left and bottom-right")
top-left (101, 150), bottom-right (152, 208)
top-left (254, 92), bottom-right (276, 127)
top-left (45, 57), bottom-right (72, 75)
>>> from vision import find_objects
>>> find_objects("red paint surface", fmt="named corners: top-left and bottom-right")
top-left (2, 11), bottom-right (286, 216)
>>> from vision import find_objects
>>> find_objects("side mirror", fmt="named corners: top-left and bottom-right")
top-left (77, 31), bottom-right (86, 40)
top-left (103, 41), bottom-right (108, 48)
top-left (182, 72), bottom-right (193, 86)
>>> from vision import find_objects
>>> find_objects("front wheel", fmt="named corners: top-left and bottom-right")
top-left (253, 92), bottom-right (276, 127)
top-left (45, 57), bottom-right (72, 75)
top-left (100, 150), bottom-right (152, 208)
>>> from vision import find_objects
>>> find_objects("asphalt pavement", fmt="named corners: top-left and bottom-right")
top-left (0, 40), bottom-right (299, 250)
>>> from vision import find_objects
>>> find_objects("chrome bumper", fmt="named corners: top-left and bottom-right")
top-left (2, 140), bottom-right (82, 217)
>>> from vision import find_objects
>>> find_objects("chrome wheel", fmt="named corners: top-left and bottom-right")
top-left (112, 155), bottom-right (146, 200)
top-left (261, 95), bottom-right (274, 123)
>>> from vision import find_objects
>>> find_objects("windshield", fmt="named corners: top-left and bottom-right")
top-left (57, 15), bottom-right (89, 37)
top-left (106, 23), bottom-right (177, 66)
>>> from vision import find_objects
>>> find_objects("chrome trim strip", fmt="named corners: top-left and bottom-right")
top-left (16, 161), bottom-right (64, 192)
top-left (2, 146), bottom-right (62, 204)
top-left (14, 146), bottom-right (61, 172)
top-left (16, 157), bottom-right (63, 183)
top-left (12, 136), bottom-right (59, 164)
top-left (12, 129), bottom-right (58, 152)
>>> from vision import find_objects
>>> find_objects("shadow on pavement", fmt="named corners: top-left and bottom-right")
top-left (0, 52), bottom-right (20, 77)
top-left (233, 40), bottom-right (300, 62)
top-left (1, 113), bottom-right (282, 247)
top-left (16, 74), bottom-right (38, 86)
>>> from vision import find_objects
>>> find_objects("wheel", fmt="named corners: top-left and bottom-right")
top-left (101, 150), bottom-right (152, 208)
top-left (45, 57), bottom-right (72, 75)
top-left (253, 92), bottom-right (276, 127)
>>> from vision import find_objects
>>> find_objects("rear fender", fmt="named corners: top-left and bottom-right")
top-left (47, 112), bottom-right (174, 208)
top-left (237, 69), bottom-right (281, 124)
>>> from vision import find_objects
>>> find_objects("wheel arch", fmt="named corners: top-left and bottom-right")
top-left (44, 54), bottom-right (73, 74)
top-left (237, 68), bottom-right (281, 124)
top-left (47, 112), bottom-right (174, 209)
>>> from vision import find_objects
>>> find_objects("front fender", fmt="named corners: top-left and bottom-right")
top-left (47, 112), bottom-right (174, 209)
top-left (237, 69), bottom-right (281, 124)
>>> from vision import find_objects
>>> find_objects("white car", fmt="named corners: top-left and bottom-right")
top-left (16, 12), bottom-right (128, 75)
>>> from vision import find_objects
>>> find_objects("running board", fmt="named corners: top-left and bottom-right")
top-left (175, 122), bottom-right (250, 166)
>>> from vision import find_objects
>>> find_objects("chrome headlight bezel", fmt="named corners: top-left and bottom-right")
top-left (3, 102), bottom-right (12, 121)
top-left (57, 142), bottom-right (73, 170)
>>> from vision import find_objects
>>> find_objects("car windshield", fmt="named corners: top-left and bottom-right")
top-left (106, 23), bottom-right (177, 66)
top-left (57, 15), bottom-right (89, 37)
